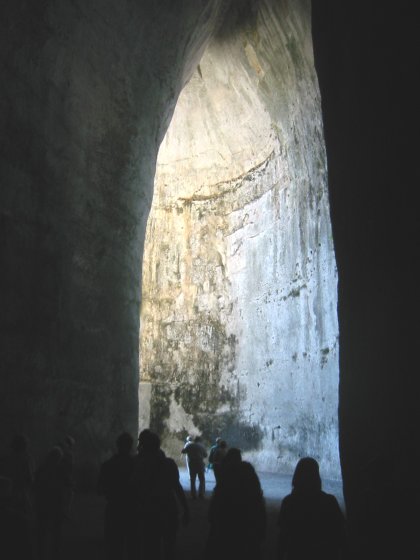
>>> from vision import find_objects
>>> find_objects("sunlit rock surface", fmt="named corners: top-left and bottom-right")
top-left (140, 1), bottom-right (340, 478)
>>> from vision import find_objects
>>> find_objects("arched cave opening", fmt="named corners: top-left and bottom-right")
top-left (139, 3), bottom-right (341, 481)
top-left (1, 0), bottom-right (418, 554)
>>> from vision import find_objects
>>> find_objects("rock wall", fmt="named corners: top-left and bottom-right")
top-left (140, 0), bottom-right (340, 478)
top-left (0, 0), bottom-right (227, 469)
top-left (312, 2), bottom-right (420, 554)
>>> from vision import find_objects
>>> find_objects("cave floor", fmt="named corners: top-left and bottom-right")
top-left (56, 468), bottom-right (344, 559)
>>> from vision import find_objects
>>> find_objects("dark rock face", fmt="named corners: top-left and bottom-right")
top-left (1, 0), bottom-right (418, 554)
top-left (0, 0), bottom-right (226, 466)
top-left (312, 2), bottom-right (419, 556)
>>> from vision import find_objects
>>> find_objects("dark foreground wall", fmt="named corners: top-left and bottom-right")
top-left (312, 2), bottom-right (420, 557)
top-left (0, 0), bottom-right (225, 471)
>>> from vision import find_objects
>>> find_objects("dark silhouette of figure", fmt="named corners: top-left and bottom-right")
top-left (0, 434), bottom-right (34, 518)
top-left (131, 429), bottom-right (189, 560)
top-left (0, 475), bottom-right (33, 560)
top-left (208, 438), bottom-right (227, 483)
top-left (181, 435), bottom-right (207, 499)
top-left (277, 457), bottom-right (346, 560)
top-left (207, 437), bottom-right (221, 471)
top-left (206, 451), bottom-right (266, 560)
top-left (217, 447), bottom-right (242, 482)
top-left (98, 432), bottom-right (136, 560)
top-left (182, 436), bottom-right (193, 474)
top-left (34, 446), bottom-right (68, 560)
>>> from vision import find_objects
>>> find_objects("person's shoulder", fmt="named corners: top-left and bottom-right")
top-left (277, 493), bottom-right (293, 522)
top-left (320, 490), bottom-right (339, 503)
top-left (279, 493), bottom-right (294, 508)
top-left (237, 460), bottom-right (259, 478)
top-left (320, 491), bottom-right (342, 508)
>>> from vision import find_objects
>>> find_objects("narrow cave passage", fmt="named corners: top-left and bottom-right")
top-left (139, 3), bottom-right (341, 480)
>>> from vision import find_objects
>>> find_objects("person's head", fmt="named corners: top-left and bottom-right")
top-left (223, 447), bottom-right (242, 467)
top-left (138, 429), bottom-right (160, 453)
top-left (10, 434), bottom-right (28, 454)
top-left (116, 432), bottom-right (133, 454)
top-left (216, 437), bottom-right (222, 444)
top-left (194, 435), bottom-right (202, 443)
top-left (220, 440), bottom-right (227, 449)
top-left (292, 457), bottom-right (322, 493)
top-left (186, 435), bottom-right (193, 443)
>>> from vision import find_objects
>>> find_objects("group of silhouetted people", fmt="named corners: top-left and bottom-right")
top-left (1, 430), bottom-right (347, 559)
top-left (99, 429), bottom-right (189, 560)
top-left (0, 434), bottom-right (76, 560)
top-left (101, 432), bottom-right (347, 560)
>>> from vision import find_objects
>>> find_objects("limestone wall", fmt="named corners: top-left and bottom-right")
top-left (140, 0), bottom-right (340, 478)
top-left (0, 0), bottom-right (227, 468)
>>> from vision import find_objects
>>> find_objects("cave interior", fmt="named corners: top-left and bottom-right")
top-left (1, 0), bottom-right (419, 555)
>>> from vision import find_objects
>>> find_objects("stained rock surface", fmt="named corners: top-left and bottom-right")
top-left (140, 0), bottom-right (340, 478)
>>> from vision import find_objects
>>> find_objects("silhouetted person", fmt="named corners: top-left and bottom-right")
top-left (131, 429), bottom-right (189, 559)
top-left (98, 432), bottom-right (136, 560)
top-left (206, 451), bottom-right (266, 560)
top-left (209, 439), bottom-right (227, 484)
top-left (207, 437), bottom-right (221, 473)
top-left (181, 435), bottom-right (207, 499)
top-left (0, 434), bottom-right (34, 518)
top-left (0, 475), bottom-right (33, 560)
top-left (277, 457), bottom-right (346, 560)
top-left (217, 446), bottom-right (242, 484)
top-left (182, 436), bottom-right (193, 474)
top-left (206, 448), bottom-right (266, 560)
top-left (34, 446), bottom-right (68, 560)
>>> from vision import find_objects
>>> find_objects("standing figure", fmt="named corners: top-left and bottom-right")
top-left (98, 432), bottom-right (135, 560)
top-left (34, 447), bottom-right (68, 560)
top-left (181, 435), bottom-right (207, 499)
top-left (207, 437), bottom-right (221, 473)
top-left (182, 436), bottom-right (193, 474)
top-left (131, 429), bottom-right (189, 560)
top-left (209, 439), bottom-right (227, 484)
top-left (206, 450), bottom-right (266, 560)
top-left (276, 457), bottom-right (347, 560)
